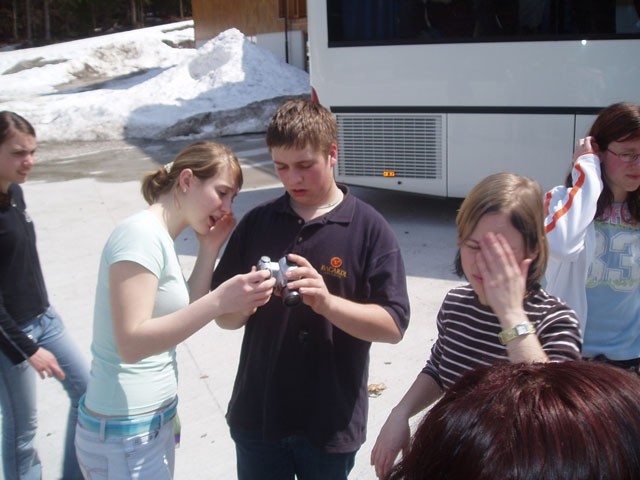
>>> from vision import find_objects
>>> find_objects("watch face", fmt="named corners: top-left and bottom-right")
top-left (499, 322), bottom-right (535, 345)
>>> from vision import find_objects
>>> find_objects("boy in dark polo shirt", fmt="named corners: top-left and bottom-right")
top-left (211, 99), bottom-right (410, 479)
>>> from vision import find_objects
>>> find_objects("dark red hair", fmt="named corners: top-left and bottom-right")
top-left (386, 361), bottom-right (640, 480)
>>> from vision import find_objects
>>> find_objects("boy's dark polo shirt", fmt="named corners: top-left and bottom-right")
top-left (212, 185), bottom-right (410, 453)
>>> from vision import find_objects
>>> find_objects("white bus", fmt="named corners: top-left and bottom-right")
top-left (307, 0), bottom-right (640, 197)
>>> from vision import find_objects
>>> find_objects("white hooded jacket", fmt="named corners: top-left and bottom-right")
top-left (544, 153), bottom-right (602, 332)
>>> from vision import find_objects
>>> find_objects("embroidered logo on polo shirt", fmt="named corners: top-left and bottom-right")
top-left (320, 256), bottom-right (348, 278)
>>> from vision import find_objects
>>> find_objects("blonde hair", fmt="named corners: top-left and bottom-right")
top-left (141, 141), bottom-right (242, 205)
top-left (454, 172), bottom-right (548, 290)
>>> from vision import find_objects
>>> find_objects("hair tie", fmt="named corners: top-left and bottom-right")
top-left (163, 161), bottom-right (174, 174)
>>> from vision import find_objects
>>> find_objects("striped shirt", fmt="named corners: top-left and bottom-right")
top-left (422, 284), bottom-right (582, 390)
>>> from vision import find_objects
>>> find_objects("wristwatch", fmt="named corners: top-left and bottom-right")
top-left (498, 322), bottom-right (536, 345)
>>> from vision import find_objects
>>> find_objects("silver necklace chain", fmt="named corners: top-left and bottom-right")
top-left (290, 192), bottom-right (343, 210)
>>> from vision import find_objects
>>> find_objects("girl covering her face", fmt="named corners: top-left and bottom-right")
top-left (371, 173), bottom-right (581, 479)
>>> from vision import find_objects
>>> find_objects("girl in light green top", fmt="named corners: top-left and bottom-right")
top-left (75, 141), bottom-right (275, 479)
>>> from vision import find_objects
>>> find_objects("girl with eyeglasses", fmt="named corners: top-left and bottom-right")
top-left (545, 101), bottom-right (640, 374)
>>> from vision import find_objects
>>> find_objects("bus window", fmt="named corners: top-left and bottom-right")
top-left (327, 0), bottom-right (640, 45)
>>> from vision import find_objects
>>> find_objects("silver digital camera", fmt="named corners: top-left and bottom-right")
top-left (257, 255), bottom-right (302, 307)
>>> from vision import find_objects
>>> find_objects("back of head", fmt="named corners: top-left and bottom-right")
top-left (386, 361), bottom-right (640, 480)
top-left (265, 98), bottom-right (337, 154)
top-left (140, 141), bottom-right (242, 205)
top-left (454, 172), bottom-right (548, 289)
top-left (0, 111), bottom-right (36, 144)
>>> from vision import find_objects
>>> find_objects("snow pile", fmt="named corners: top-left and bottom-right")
top-left (0, 22), bottom-right (310, 142)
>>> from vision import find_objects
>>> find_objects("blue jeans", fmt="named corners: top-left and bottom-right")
top-left (0, 306), bottom-right (89, 480)
top-left (230, 428), bottom-right (357, 480)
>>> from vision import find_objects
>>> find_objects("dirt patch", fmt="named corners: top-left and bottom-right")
top-left (2, 56), bottom-right (67, 75)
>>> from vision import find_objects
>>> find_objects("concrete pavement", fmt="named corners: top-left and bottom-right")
top-left (16, 134), bottom-right (462, 479)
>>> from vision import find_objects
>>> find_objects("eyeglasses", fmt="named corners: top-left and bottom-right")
top-left (607, 149), bottom-right (640, 163)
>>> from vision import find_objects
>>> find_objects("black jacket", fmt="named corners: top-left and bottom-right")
top-left (0, 184), bottom-right (48, 364)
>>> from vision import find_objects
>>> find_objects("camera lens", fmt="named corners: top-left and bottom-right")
top-left (283, 290), bottom-right (302, 307)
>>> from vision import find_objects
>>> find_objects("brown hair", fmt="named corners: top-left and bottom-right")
top-left (386, 361), bottom-right (640, 480)
top-left (265, 98), bottom-right (337, 155)
top-left (140, 141), bottom-right (242, 205)
top-left (565, 102), bottom-right (640, 221)
top-left (0, 111), bottom-right (36, 144)
top-left (454, 172), bottom-right (548, 290)
top-left (0, 111), bottom-right (36, 206)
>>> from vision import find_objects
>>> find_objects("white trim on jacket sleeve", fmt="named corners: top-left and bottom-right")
top-left (544, 153), bottom-right (602, 259)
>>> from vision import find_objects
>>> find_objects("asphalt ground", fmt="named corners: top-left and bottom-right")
top-left (5, 134), bottom-right (463, 479)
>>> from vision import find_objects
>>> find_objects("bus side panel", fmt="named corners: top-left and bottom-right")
top-left (310, 40), bottom-right (640, 110)
top-left (446, 114), bottom-right (575, 197)
top-left (334, 112), bottom-right (448, 196)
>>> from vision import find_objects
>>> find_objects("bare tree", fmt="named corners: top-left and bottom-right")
top-left (44, 0), bottom-right (51, 41)
top-left (25, 0), bottom-right (32, 44)
top-left (130, 0), bottom-right (137, 26)
top-left (137, 0), bottom-right (144, 26)
top-left (12, 0), bottom-right (19, 40)
top-left (129, 0), bottom-right (146, 27)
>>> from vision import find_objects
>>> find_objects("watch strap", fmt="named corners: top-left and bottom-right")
top-left (498, 322), bottom-right (536, 345)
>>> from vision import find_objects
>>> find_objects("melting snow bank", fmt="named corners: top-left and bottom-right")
top-left (0, 25), bottom-right (310, 142)
top-left (154, 94), bottom-right (307, 139)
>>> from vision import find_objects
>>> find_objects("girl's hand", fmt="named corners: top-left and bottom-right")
top-left (574, 136), bottom-right (599, 162)
top-left (197, 213), bottom-right (236, 251)
top-left (370, 412), bottom-right (411, 479)
top-left (28, 347), bottom-right (65, 380)
top-left (214, 269), bottom-right (276, 315)
top-left (476, 232), bottom-right (531, 320)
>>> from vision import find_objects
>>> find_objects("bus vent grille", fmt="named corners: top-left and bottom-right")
top-left (336, 114), bottom-right (443, 179)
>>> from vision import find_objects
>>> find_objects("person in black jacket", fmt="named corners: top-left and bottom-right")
top-left (0, 111), bottom-right (89, 480)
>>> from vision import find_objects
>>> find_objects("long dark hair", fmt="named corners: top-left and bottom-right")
top-left (565, 102), bottom-right (640, 221)
top-left (386, 361), bottom-right (640, 480)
